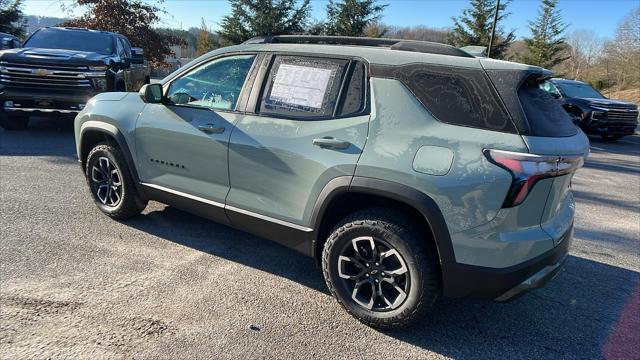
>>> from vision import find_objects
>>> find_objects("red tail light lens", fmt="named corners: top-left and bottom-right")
top-left (484, 149), bottom-right (585, 208)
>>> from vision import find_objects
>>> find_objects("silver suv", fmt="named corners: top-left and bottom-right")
top-left (74, 36), bottom-right (589, 328)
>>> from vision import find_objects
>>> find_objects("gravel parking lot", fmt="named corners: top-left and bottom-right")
top-left (1, 118), bottom-right (638, 359)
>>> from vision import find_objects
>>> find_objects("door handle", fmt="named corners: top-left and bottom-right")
top-left (312, 137), bottom-right (350, 150)
top-left (198, 123), bottom-right (225, 134)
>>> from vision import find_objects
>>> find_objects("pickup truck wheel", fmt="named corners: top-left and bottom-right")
top-left (0, 114), bottom-right (29, 130)
top-left (322, 208), bottom-right (440, 329)
top-left (85, 144), bottom-right (147, 219)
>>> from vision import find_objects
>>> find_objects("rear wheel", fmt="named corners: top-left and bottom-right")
top-left (322, 208), bottom-right (440, 329)
top-left (0, 114), bottom-right (29, 130)
top-left (601, 134), bottom-right (624, 142)
top-left (86, 143), bottom-right (147, 219)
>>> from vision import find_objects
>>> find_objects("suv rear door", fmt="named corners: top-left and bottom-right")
top-left (226, 54), bottom-right (370, 251)
top-left (135, 53), bottom-right (259, 224)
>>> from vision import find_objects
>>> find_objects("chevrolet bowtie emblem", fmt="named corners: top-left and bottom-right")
top-left (32, 69), bottom-right (53, 76)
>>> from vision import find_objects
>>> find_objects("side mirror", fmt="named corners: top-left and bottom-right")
top-left (1, 38), bottom-right (11, 49)
top-left (131, 47), bottom-right (145, 65)
top-left (139, 83), bottom-right (163, 103)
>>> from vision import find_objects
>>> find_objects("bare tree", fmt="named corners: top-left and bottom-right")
top-left (602, 7), bottom-right (640, 90)
top-left (564, 30), bottom-right (604, 80)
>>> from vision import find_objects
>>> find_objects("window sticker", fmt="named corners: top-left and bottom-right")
top-left (269, 64), bottom-right (333, 109)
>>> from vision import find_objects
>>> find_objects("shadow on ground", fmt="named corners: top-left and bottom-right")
top-left (6, 116), bottom-right (639, 359)
top-left (125, 205), bottom-right (639, 359)
top-left (0, 117), bottom-right (76, 158)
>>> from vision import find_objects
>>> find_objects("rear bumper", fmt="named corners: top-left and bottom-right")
top-left (442, 225), bottom-right (572, 300)
top-left (0, 87), bottom-right (97, 116)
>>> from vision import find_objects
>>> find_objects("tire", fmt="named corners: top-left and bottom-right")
top-left (601, 134), bottom-right (624, 142)
top-left (568, 109), bottom-right (583, 126)
top-left (322, 208), bottom-right (440, 329)
top-left (85, 143), bottom-right (147, 220)
top-left (0, 114), bottom-right (29, 130)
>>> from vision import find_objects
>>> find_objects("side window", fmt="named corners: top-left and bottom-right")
top-left (338, 61), bottom-right (367, 117)
top-left (259, 56), bottom-right (349, 119)
top-left (393, 64), bottom-right (516, 132)
top-left (115, 38), bottom-right (126, 58)
top-left (166, 54), bottom-right (256, 111)
top-left (539, 81), bottom-right (561, 98)
top-left (119, 37), bottom-right (132, 58)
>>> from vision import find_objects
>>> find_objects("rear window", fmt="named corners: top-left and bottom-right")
top-left (24, 28), bottom-right (114, 55)
top-left (518, 80), bottom-right (578, 137)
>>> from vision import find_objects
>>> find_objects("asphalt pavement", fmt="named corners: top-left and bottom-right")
top-left (0, 118), bottom-right (638, 359)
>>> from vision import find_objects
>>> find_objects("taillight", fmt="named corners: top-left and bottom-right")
top-left (484, 149), bottom-right (585, 208)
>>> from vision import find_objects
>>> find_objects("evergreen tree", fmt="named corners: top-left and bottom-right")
top-left (448, 0), bottom-right (515, 59)
top-left (219, 0), bottom-right (311, 46)
top-left (520, 0), bottom-right (568, 68)
top-left (0, 0), bottom-right (26, 37)
top-left (196, 18), bottom-right (217, 56)
top-left (325, 0), bottom-right (387, 37)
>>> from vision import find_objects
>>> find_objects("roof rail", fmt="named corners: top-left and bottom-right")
top-left (243, 35), bottom-right (474, 58)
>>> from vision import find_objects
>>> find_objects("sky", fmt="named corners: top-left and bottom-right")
top-left (22, 0), bottom-right (639, 39)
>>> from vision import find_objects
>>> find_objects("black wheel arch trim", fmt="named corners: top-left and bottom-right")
top-left (79, 124), bottom-right (146, 197)
top-left (310, 176), bottom-right (456, 264)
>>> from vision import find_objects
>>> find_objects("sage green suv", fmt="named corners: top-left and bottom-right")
top-left (74, 36), bottom-right (589, 329)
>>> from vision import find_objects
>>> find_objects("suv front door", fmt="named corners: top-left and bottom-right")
top-left (119, 36), bottom-right (145, 90)
top-left (226, 55), bottom-right (370, 252)
top-left (115, 37), bottom-right (133, 91)
top-left (135, 54), bottom-right (258, 222)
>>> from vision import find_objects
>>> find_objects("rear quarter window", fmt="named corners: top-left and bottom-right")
top-left (372, 64), bottom-right (517, 133)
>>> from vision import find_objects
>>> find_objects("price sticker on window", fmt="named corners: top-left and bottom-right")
top-left (269, 64), bottom-right (333, 109)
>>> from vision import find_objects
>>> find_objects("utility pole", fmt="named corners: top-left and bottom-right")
top-left (487, 0), bottom-right (500, 58)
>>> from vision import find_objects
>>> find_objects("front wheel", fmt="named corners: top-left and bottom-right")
top-left (0, 114), bottom-right (29, 130)
top-left (322, 208), bottom-right (440, 329)
top-left (85, 144), bottom-right (147, 219)
top-left (601, 134), bottom-right (624, 142)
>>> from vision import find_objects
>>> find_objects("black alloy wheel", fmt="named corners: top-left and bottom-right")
top-left (337, 236), bottom-right (411, 311)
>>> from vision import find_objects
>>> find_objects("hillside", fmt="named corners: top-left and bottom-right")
top-left (602, 88), bottom-right (640, 107)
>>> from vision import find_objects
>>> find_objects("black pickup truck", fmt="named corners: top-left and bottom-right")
top-left (542, 78), bottom-right (638, 141)
top-left (0, 27), bottom-right (150, 130)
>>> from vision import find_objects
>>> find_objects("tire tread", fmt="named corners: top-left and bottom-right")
top-left (321, 207), bottom-right (440, 329)
top-left (85, 144), bottom-right (146, 220)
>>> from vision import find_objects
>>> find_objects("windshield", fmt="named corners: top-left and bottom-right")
top-left (24, 28), bottom-right (114, 55)
top-left (556, 82), bottom-right (604, 99)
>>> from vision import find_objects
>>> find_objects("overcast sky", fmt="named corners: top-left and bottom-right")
top-left (22, 0), bottom-right (638, 39)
